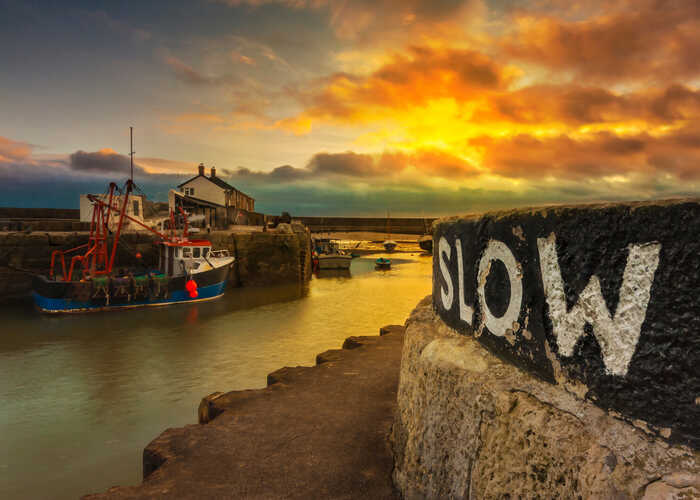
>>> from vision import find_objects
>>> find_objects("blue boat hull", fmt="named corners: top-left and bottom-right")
top-left (32, 264), bottom-right (231, 313)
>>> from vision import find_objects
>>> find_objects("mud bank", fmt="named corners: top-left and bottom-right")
top-left (0, 226), bottom-right (311, 300)
top-left (84, 324), bottom-right (406, 499)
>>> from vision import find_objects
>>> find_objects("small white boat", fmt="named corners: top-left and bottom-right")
top-left (383, 240), bottom-right (397, 252)
top-left (313, 239), bottom-right (352, 270)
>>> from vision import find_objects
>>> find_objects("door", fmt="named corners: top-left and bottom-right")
top-left (167, 246), bottom-right (174, 276)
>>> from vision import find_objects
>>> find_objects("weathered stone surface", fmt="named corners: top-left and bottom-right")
top-left (197, 392), bottom-right (224, 424)
top-left (84, 326), bottom-right (405, 499)
top-left (392, 296), bottom-right (699, 499)
top-left (316, 348), bottom-right (345, 365)
top-left (380, 324), bottom-right (405, 336)
top-left (433, 199), bottom-right (699, 447)
top-left (342, 335), bottom-right (383, 350)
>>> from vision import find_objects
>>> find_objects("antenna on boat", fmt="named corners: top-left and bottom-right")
top-left (129, 126), bottom-right (134, 183)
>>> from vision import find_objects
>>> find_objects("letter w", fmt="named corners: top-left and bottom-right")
top-left (537, 233), bottom-right (661, 376)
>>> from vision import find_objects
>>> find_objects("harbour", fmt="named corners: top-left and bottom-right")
top-left (2, 1), bottom-right (699, 496)
top-left (0, 251), bottom-right (431, 499)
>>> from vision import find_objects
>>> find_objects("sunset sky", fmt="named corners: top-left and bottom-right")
top-left (1, 0), bottom-right (698, 215)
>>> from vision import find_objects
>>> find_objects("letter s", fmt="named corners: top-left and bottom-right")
top-left (439, 236), bottom-right (454, 311)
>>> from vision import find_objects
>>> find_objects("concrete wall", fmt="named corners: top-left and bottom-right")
top-left (392, 199), bottom-right (699, 498)
top-left (0, 208), bottom-right (80, 219)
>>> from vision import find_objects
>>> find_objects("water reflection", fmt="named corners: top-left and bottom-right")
top-left (0, 255), bottom-right (431, 499)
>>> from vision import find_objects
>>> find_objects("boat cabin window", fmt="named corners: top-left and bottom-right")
top-left (202, 247), bottom-right (209, 257)
top-left (182, 247), bottom-right (192, 258)
top-left (193, 247), bottom-right (201, 258)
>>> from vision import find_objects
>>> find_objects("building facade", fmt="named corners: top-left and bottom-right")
top-left (79, 193), bottom-right (144, 229)
top-left (177, 163), bottom-right (255, 212)
top-left (170, 163), bottom-right (257, 229)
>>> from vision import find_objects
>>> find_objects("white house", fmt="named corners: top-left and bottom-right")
top-left (79, 193), bottom-right (144, 228)
top-left (175, 163), bottom-right (255, 212)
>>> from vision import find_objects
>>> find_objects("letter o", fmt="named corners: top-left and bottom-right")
top-left (477, 239), bottom-right (523, 337)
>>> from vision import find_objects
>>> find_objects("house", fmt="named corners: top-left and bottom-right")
top-left (79, 193), bottom-right (144, 228)
top-left (176, 163), bottom-right (255, 212)
top-left (170, 163), bottom-right (257, 229)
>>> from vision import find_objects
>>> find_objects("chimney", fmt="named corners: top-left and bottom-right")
top-left (210, 166), bottom-right (216, 178)
top-left (198, 163), bottom-right (205, 176)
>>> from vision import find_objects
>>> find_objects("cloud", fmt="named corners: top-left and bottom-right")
top-left (213, 0), bottom-right (483, 43)
top-left (502, 0), bottom-right (700, 83)
top-left (472, 126), bottom-right (700, 181)
top-left (230, 50), bottom-right (255, 65)
top-left (164, 56), bottom-right (216, 85)
top-left (283, 46), bottom-right (518, 128)
top-left (474, 84), bottom-right (700, 126)
top-left (164, 56), bottom-right (240, 86)
top-left (230, 148), bottom-right (481, 184)
top-left (0, 137), bottom-right (32, 163)
top-left (69, 148), bottom-right (148, 176)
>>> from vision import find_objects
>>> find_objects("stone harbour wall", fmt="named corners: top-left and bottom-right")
top-left (391, 296), bottom-right (699, 499)
top-left (432, 199), bottom-right (699, 447)
top-left (0, 226), bottom-right (311, 300)
top-left (392, 199), bottom-right (699, 498)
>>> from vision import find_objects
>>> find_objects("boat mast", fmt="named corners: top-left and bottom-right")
top-left (129, 126), bottom-right (134, 183)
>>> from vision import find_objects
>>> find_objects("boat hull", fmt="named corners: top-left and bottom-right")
top-left (32, 264), bottom-right (231, 313)
top-left (317, 255), bottom-right (352, 269)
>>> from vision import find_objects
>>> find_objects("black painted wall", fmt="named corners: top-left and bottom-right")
top-left (433, 200), bottom-right (699, 449)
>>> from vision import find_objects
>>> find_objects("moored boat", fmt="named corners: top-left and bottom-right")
top-left (313, 238), bottom-right (352, 270)
top-left (375, 257), bottom-right (391, 270)
top-left (32, 180), bottom-right (234, 313)
top-left (382, 240), bottom-right (397, 252)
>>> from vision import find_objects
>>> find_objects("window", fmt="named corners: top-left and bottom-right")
top-left (193, 247), bottom-right (200, 258)
top-left (132, 200), bottom-right (140, 217)
top-left (174, 247), bottom-right (180, 257)
top-left (190, 188), bottom-right (195, 196)
top-left (182, 247), bottom-right (192, 258)
top-left (202, 247), bottom-right (209, 257)
top-left (184, 187), bottom-right (195, 196)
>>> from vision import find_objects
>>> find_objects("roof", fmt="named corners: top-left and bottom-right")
top-left (177, 174), bottom-right (255, 200)
top-left (172, 191), bottom-right (225, 208)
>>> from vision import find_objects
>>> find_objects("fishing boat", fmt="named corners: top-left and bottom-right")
top-left (313, 238), bottom-right (352, 270)
top-left (375, 257), bottom-right (391, 270)
top-left (32, 179), bottom-right (235, 313)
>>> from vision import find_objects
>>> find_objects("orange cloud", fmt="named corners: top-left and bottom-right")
top-left (289, 46), bottom-right (519, 125)
top-left (473, 84), bottom-right (700, 126)
top-left (231, 148), bottom-right (480, 182)
top-left (502, 0), bottom-right (700, 83)
top-left (0, 137), bottom-right (32, 163)
top-left (472, 126), bottom-right (700, 181)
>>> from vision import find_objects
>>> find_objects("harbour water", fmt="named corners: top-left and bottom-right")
top-left (0, 254), bottom-right (432, 499)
